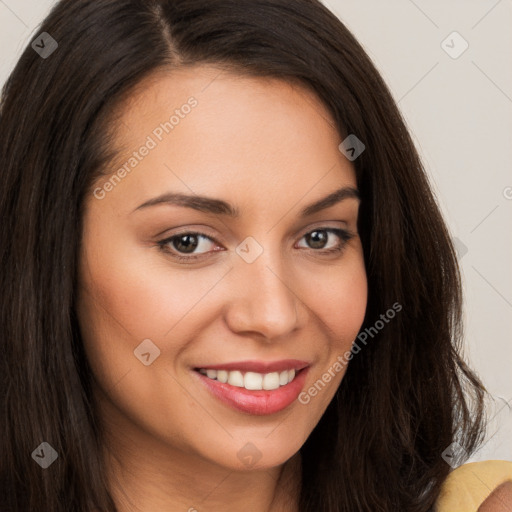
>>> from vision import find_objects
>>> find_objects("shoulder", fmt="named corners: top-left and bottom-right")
top-left (435, 460), bottom-right (512, 512)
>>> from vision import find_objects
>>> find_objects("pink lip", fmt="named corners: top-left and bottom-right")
top-left (193, 359), bottom-right (310, 373)
top-left (193, 366), bottom-right (310, 415)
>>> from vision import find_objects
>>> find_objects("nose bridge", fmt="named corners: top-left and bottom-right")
top-left (226, 238), bottom-right (301, 338)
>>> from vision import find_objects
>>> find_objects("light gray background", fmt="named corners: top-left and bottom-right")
top-left (1, 0), bottom-right (510, 463)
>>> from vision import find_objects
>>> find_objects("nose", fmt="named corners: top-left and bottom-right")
top-left (223, 250), bottom-right (303, 340)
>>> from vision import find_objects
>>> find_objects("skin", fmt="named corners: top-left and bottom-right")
top-left (77, 65), bottom-right (368, 512)
top-left (478, 481), bottom-right (512, 511)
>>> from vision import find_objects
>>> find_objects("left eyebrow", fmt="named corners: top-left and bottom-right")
top-left (298, 186), bottom-right (360, 217)
top-left (132, 185), bottom-right (360, 217)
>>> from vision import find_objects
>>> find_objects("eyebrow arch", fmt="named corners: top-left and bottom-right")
top-left (132, 185), bottom-right (360, 217)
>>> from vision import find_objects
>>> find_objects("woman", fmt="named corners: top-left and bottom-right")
top-left (1, 0), bottom-right (510, 510)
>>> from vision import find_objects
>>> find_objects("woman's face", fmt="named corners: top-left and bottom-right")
top-left (77, 65), bottom-right (367, 472)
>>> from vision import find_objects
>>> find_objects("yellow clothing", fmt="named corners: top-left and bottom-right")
top-left (435, 460), bottom-right (512, 511)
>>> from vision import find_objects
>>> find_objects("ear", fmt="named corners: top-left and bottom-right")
top-left (478, 481), bottom-right (512, 512)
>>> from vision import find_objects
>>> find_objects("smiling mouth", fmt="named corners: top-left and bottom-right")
top-left (192, 362), bottom-right (311, 415)
top-left (194, 367), bottom-right (300, 391)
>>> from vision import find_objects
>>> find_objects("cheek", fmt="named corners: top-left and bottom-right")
top-left (293, 258), bottom-right (366, 431)
top-left (76, 245), bottom-right (209, 441)
top-left (78, 230), bottom-right (229, 342)
top-left (295, 254), bottom-right (367, 416)
top-left (333, 272), bottom-right (367, 342)
top-left (307, 252), bottom-right (368, 347)
top-left (76, 226), bottom-right (233, 398)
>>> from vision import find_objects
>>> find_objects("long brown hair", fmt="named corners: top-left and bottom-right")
top-left (0, 1), bottom-right (486, 510)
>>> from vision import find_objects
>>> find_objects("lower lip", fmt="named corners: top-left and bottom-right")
top-left (193, 367), bottom-right (310, 415)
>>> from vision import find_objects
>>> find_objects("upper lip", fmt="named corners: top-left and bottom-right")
top-left (194, 359), bottom-right (310, 374)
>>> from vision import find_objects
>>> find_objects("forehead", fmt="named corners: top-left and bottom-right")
top-left (120, 64), bottom-right (334, 123)
top-left (96, 64), bottom-right (356, 214)
top-left (116, 65), bottom-right (338, 138)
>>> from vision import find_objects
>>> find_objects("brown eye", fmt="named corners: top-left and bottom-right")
top-left (297, 228), bottom-right (353, 252)
top-left (305, 230), bottom-right (329, 249)
top-left (172, 234), bottom-right (200, 253)
top-left (157, 227), bottom-right (354, 264)
top-left (158, 232), bottom-right (219, 260)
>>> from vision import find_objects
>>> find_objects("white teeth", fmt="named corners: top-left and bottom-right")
top-left (217, 370), bottom-right (228, 383)
top-left (198, 367), bottom-right (299, 390)
top-left (244, 372), bottom-right (263, 390)
top-left (227, 370), bottom-right (244, 387)
top-left (262, 372), bottom-right (280, 390)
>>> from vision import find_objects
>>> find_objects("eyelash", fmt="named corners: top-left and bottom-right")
top-left (157, 227), bottom-right (355, 263)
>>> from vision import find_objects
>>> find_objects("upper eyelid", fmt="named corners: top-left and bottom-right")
top-left (165, 219), bottom-right (351, 239)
